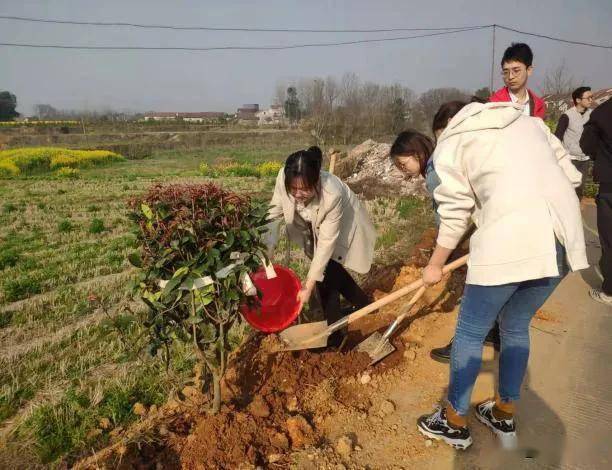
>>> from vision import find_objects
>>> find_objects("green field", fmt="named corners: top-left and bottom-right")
top-left (0, 140), bottom-right (433, 467)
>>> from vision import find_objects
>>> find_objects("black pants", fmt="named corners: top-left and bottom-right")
top-left (572, 160), bottom-right (590, 200)
top-left (316, 260), bottom-right (370, 326)
top-left (597, 191), bottom-right (612, 295)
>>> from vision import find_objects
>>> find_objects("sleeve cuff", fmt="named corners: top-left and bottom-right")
top-left (436, 231), bottom-right (461, 250)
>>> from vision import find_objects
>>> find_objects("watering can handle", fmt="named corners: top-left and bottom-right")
top-left (328, 254), bottom-right (468, 333)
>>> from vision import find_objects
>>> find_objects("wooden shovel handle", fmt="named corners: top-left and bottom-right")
top-left (343, 254), bottom-right (468, 326)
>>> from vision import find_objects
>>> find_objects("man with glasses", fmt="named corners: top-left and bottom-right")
top-left (555, 87), bottom-right (594, 199)
top-left (490, 43), bottom-right (546, 118)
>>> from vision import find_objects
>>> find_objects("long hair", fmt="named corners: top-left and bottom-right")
top-left (283, 146), bottom-right (323, 195)
top-left (389, 130), bottom-right (435, 177)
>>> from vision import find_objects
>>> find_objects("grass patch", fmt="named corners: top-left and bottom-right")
top-left (58, 219), bottom-right (74, 233)
top-left (199, 160), bottom-right (282, 178)
top-left (89, 218), bottom-right (105, 234)
top-left (0, 248), bottom-right (20, 270)
top-left (3, 276), bottom-right (42, 302)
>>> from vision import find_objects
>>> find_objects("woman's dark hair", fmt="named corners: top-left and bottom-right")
top-left (389, 130), bottom-right (434, 177)
top-left (432, 101), bottom-right (468, 135)
top-left (284, 146), bottom-right (323, 194)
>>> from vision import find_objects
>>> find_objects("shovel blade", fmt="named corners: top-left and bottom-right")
top-left (355, 331), bottom-right (396, 365)
top-left (278, 320), bottom-right (330, 351)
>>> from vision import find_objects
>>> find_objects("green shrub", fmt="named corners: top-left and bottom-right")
top-left (2, 202), bottom-right (17, 214)
top-left (128, 182), bottom-right (269, 413)
top-left (3, 276), bottom-right (42, 301)
top-left (0, 248), bottom-right (20, 270)
top-left (55, 167), bottom-right (81, 179)
top-left (89, 218), bottom-right (105, 234)
top-left (199, 162), bottom-right (218, 178)
top-left (58, 219), bottom-right (73, 233)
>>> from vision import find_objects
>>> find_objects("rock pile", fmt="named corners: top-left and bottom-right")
top-left (331, 140), bottom-right (426, 199)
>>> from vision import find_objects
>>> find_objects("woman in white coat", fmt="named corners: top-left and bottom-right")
top-left (266, 146), bottom-right (377, 347)
top-left (415, 102), bottom-right (588, 449)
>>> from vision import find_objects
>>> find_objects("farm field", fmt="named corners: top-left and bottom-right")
top-left (0, 138), bottom-right (433, 467)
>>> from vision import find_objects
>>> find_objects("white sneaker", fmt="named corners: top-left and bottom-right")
top-left (590, 288), bottom-right (612, 307)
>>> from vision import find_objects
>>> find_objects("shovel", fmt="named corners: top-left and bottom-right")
top-left (356, 285), bottom-right (427, 364)
top-left (278, 254), bottom-right (468, 351)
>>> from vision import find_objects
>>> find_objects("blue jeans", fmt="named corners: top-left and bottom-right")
top-left (448, 241), bottom-right (567, 415)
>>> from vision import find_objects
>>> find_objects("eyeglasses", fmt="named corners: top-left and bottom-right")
top-left (501, 67), bottom-right (526, 78)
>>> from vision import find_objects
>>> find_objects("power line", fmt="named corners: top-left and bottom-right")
top-left (0, 26), bottom-right (488, 51)
top-left (495, 24), bottom-right (612, 50)
top-left (0, 15), bottom-right (486, 33)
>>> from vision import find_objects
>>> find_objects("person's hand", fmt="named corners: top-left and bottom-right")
top-left (422, 264), bottom-right (443, 286)
top-left (296, 285), bottom-right (314, 306)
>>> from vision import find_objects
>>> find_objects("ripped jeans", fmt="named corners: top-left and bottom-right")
top-left (448, 241), bottom-right (567, 415)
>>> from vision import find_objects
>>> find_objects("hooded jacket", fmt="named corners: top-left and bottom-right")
top-left (489, 86), bottom-right (546, 119)
top-left (433, 102), bottom-right (588, 285)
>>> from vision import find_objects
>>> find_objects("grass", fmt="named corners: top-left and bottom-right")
top-left (0, 139), bottom-right (433, 466)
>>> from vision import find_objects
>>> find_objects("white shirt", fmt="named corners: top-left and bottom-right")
top-left (509, 89), bottom-right (531, 116)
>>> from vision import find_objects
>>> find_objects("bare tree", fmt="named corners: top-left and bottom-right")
top-left (540, 62), bottom-right (581, 122)
top-left (273, 81), bottom-right (288, 106)
top-left (540, 62), bottom-right (579, 97)
top-left (417, 87), bottom-right (471, 133)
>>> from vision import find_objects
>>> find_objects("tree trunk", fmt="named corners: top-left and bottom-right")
top-left (211, 371), bottom-right (221, 414)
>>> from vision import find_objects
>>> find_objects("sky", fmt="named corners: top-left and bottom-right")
top-left (1, 0), bottom-right (611, 115)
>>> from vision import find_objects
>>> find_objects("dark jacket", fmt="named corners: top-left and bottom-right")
top-left (580, 99), bottom-right (612, 191)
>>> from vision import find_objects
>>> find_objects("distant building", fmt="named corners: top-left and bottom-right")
top-left (236, 104), bottom-right (259, 121)
top-left (143, 112), bottom-right (226, 122)
top-left (256, 104), bottom-right (285, 125)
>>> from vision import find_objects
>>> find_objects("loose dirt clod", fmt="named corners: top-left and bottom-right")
top-left (335, 435), bottom-right (354, 458)
top-left (379, 399), bottom-right (396, 417)
top-left (248, 395), bottom-right (271, 418)
top-left (286, 415), bottom-right (315, 448)
top-left (270, 432), bottom-right (290, 450)
top-left (360, 373), bottom-right (372, 384)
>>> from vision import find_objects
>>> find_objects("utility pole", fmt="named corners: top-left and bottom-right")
top-left (489, 24), bottom-right (496, 93)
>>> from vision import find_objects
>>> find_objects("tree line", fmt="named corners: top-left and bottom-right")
top-left (275, 74), bottom-right (491, 145)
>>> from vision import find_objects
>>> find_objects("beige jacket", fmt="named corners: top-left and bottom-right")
top-left (433, 102), bottom-right (588, 285)
top-left (266, 169), bottom-right (377, 283)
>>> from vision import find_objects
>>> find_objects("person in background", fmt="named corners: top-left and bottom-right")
top-left (490, 42), bottom-right (546, 119)
top-left (265, 146), bottom-right (377, 347)
top-left (555, 86), bottom-right (594, 199)
top-left (580, 98), bottom-right (612, 306)
top-left (390, 99), bottom-right (501, 364)
top-left (416, 101), bottom-right (586, 450)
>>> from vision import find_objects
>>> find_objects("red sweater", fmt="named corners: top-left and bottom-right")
top-left (489, 87), bottom-right (546, 119)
